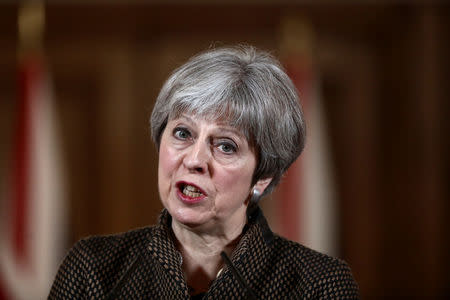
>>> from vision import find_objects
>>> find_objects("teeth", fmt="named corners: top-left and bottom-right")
top-left (182, 185), bottom-right (202, 198)
top-left (185, 185), bottom-right (200, 192)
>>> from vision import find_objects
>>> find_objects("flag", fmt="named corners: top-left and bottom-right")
top-left (0, 35), bottom-right (66, 300)
top-left (274, 17), bottom-right (338, 256)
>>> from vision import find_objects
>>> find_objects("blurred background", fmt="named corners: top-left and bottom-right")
top-left (0, 1), bottom-right (448, 299)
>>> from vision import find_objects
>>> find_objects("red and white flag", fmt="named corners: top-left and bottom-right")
top-left (275, 18), bottom-right (338, 256)
top-left (0, 55), bottom-right (66, 299)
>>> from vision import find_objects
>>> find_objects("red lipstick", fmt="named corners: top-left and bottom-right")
top-left (176, 181), bottom-right (207, 204)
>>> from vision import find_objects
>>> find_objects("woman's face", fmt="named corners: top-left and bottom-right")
top-left (158, 114), bottom-right (269, 232)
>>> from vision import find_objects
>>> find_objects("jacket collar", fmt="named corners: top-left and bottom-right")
top-left (146, 209), bottom-right (183, 270)
top-left (146, 207), bottom-right (274, 282)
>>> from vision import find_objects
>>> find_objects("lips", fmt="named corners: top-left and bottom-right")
top-left (176, 181), bottom-right (207, 203)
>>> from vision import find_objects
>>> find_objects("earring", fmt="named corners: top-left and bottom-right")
top-left (250, 188), bottom-right (261, 204)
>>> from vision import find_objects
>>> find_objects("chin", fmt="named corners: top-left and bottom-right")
top-left (169, 205), bottom-right (213, 228)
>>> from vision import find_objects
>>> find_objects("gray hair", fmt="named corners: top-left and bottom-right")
top-left (150, 45), bottom-right (305, 196)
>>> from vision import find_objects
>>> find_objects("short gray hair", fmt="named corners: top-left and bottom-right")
top-left (151, 45), bottom-right (305, 195)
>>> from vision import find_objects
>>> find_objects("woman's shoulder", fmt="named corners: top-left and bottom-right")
top-left (49, 226), bottom-right (157, 298)
top-left (271, 234), bottom-right (359, 297)
top-left (79, 226), bottom-right (153, 247)
top-left (71, 225), bottom-right (154, 262)
top-left (272, 234), bottom-right (349, 272)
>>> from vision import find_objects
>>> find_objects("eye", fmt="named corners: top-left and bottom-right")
top-left (217, 141), bottom-right (237, 154)
top-left (173, 127), bottom-right (191, 140)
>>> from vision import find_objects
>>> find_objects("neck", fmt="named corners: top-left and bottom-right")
top-left (171, 218), bottom-right (245, 294)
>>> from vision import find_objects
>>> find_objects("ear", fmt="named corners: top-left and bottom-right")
top-left (253, 177), bottom-right (273, 195)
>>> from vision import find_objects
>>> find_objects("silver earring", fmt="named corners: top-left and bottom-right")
top-left (250, 188), bottom-right (261, 204)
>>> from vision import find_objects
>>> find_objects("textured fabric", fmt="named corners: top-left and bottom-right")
top-left (48, 208), bottom-right (359, 299)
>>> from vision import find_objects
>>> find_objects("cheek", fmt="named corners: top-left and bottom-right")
top-left (157, 143), bottom-right (178, 194)
top-left (216, 160), bottom-right (256, 199)
top-left (158, 147), bottom-right (170, 178)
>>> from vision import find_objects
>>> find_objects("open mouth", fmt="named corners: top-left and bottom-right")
top-left (177, 182), bottom-right (205, 199)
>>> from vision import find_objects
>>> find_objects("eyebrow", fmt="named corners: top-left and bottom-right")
top-left (177, 115), bottom-right (245, 140)
top-left (177, 115), bottom-right (196, 126)
top-left (216, 127), bottom-right (244, 139)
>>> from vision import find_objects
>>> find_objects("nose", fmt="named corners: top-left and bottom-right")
top-left (183, 140), bottom-right (210, 174)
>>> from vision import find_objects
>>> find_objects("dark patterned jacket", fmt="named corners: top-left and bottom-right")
top-left (48, 207), bottom-right (359, 299)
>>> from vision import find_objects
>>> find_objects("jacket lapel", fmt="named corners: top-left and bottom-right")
top-left (145, 207), bottom-right (276, 299)
top-left (207, 207), bottom-right (276, 299)
top-left (146, 210), bottom-right (189, 298)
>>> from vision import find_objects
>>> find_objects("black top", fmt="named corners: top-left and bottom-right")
top-left (49, 207), bottom-right (360, 299)
top-left (191, 292), bottom-right (206, 300)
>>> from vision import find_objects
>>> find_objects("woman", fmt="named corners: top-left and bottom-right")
top-left (49, 45), bottom-right (359, 299)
